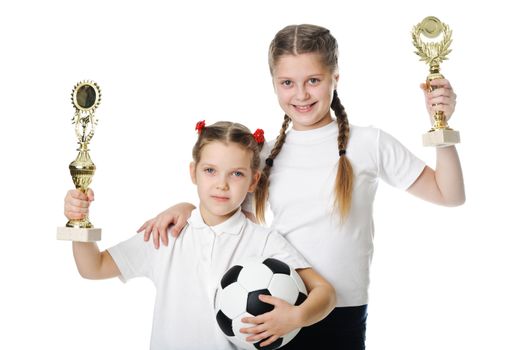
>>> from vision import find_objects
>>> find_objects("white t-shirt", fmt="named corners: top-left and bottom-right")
top-left (108, 208), bottom-right (310, 350)
top-left (259, 121), bottom-right (425, 307)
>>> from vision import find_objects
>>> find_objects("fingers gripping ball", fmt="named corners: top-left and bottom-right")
top-left (214, 258), bottom-right (307, 350)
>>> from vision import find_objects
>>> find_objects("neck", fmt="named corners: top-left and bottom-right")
top-left (199, 205), bottom-right (238, 227)
top-left (291, 112), bottom-right (333, 131)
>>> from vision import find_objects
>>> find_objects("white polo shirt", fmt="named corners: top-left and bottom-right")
top-left (254, 121), bottom-right (426, 307)
top-left (108, 208), bottom-right (310, 350)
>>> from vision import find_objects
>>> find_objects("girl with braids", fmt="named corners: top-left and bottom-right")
top-left (63, 121), bottom-right (336, 350)
top-left (138, 24), bottom-right (465, 349)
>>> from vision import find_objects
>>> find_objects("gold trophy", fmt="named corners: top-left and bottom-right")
top-left (412, 16), bottom-right (460, 147)
top-left (57, 81), bottom-right (102, 242)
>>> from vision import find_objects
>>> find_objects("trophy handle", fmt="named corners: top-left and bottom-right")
top-left (426, 65), bottom-right (450, 132)
top-left (66, 147), bottom-right (96, 229)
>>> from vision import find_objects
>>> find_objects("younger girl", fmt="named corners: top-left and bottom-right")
top-left (64, 121), bottom-right (336, 350)
top-left (139, 24), bottom-right (465, 349)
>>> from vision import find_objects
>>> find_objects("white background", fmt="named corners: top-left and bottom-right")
top-left (1, 0), bottom-right (525, 349)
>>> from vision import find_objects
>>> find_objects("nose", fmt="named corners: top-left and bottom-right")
top-left (295, 85), bottom-right (310, 101)
top-left (216, 175), bottom-right (229, 191)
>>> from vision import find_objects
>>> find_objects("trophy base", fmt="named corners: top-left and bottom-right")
top-left (57, 227), bottom-right (101, 242)
top-left (422, 129), bottom-right (460, 147)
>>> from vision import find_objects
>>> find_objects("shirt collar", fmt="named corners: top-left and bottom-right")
top-left (286, 119), bottom-right (338, 144)
top-left (187, 207), bottom-right (246, 235)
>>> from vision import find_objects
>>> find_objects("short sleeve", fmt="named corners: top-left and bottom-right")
top-left (261, 231), bottom-right (311, 270)
top-left (377, 129), bottom-right (426, 190)
top-left (107, 233), bottom-right (155, 283)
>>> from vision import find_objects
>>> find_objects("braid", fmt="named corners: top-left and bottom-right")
top-left (254, 114), bottom-right (291, 223)
top-left (269, 114), bottom-right (291, 160)
top-left (331, 90), bottom-right (354, 219)
top-left (331, 90), bottom-right (349, 153)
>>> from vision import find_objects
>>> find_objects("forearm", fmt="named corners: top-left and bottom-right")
top-left (72, 242), bottom-right (115, 279)
top-left (296, 283), bottom-right (336, 327)
top-left (294, 268), bottom-right (336, 327)
top-left (239, 269), bottom-right (336, 344)
top-left (435, 146), bottom-right (465, 206)
top-left (172, 202), bottom-right (196, 212)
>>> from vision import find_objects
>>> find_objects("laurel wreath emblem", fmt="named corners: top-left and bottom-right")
top-left (412, 23), bottom-right (452, 66)
top-left (71, 81), bottom-right (101, 145)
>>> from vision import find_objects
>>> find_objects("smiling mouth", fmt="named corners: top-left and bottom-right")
top-left (211, 195), bottom-right (230, 201)
top-left (293, 102), bottom-right (317, 112)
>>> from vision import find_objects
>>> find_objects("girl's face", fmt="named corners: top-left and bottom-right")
top-left (272, 53), bottom-right (339, 131)
top-left (190, 141), bottom-right (260, 226)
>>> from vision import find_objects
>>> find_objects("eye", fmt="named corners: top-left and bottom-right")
top-left (281, 80), bottom-right (293, 87)
top-left (232, 171), bottom-right (245, 177)
top-left (308, 78), bottom-right (320, 85)
top-left (204, 167), bottom-right (215, 174)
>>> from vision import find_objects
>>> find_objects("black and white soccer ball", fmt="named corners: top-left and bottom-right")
top-left (214, 257), bottom-right (308, 350)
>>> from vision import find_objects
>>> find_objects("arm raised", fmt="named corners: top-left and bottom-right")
top-left (72, 243), bottom-right (120, 280)
top-left (407, 147), bottom-right (465, 206)
top-left (64, 189), bottom-right (120, 279)
top-left (407, 79), bottom-right (465, 206)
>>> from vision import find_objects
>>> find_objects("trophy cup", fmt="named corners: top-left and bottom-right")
top-left (57, 81), bottom-right (102, 242)
top-left (412, 16), bottom-right (460, 147)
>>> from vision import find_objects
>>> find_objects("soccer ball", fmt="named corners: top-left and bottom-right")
top-left (215, 258), bottom-right (307, 349)
top-left (214, 258), bottom-right (307, 349)
top-left (214, 257), bottom-right (307, 350)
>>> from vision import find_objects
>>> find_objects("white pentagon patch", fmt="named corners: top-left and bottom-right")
top-left (237, 261), bottom-right (273, 291)
top-left (268, 274), bottom-right (299, 305)
top-left (218, 282), bottom-right (248, 319)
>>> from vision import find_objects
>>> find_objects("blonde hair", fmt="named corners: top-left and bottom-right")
top-left (192, 121), bottom-right (263, 173)
top-left (255, 24), bottom-right (354, 223)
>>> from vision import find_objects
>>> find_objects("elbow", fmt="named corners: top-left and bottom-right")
top-left (442, 199), bottom-right (465, 207)
top-left (328, 285), bottom-right (337, 310)
top-left (76, 266), bottom-right (101, 280)
top-left (444, 193), bottom-right (466, 207)
top-left (323, 283), bottom-right (337, 312)
top-left (454, 196), bottom-right (466, 207)
top-left (77, 269), bottom-right (95, 280)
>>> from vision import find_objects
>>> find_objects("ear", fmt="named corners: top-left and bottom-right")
top-left (333, 73), bottom-right (340, 89)
top-left (189, 162), bottom-right (197, 185)
top-left (247, 170), bottom-right (261, 193)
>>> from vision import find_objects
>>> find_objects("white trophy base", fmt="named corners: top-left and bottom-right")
top-left (422, 129), bottom-right (460, 147)
top-left (57, 227), bottom-right (101, 242)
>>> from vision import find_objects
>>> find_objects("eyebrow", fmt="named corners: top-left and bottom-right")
top-left (275, 74), bottom-right (325, 80)
top-left (231, 167), bottom-right (251, 172)
top-left (200, 163), bottom-right (250, 171)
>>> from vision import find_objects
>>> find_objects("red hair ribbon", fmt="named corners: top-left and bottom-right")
top-left (195, 120), bottom-right (206, 134)
top-left (253, 128), bottom-right (265, 144)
